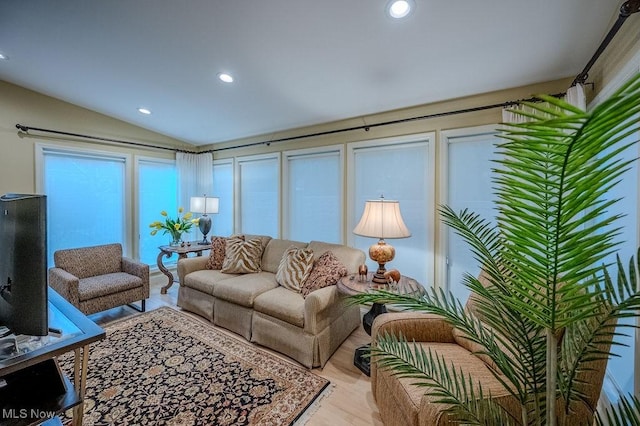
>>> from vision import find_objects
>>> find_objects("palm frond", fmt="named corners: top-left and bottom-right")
top-left (595, 394), bottom-right (640, 426)
top-left (373, 332), bottom-right (520, 425)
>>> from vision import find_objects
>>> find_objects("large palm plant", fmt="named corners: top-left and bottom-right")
top-left (351, 72), bottom-right (640, 425)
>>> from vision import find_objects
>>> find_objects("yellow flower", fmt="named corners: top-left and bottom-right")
top-left (178, 207), bottom-right (184, 213)
top-left (150, 229), bottom-right (157, 236)
top-left (174, 223), bottom-right (181, 231)
top-left (183, 212), bottom-right (193, 220)
top-left (160, 210), bottom-right (168, 217)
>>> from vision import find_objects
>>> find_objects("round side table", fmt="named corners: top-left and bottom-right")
top-left (338, 272), bottom-right (423, 376)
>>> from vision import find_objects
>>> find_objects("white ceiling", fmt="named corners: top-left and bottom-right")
top-left (0, 0), bottom-right (619, 146)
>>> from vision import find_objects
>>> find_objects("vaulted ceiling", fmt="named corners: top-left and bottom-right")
top-left (0, 0), bottom-right (619, 145)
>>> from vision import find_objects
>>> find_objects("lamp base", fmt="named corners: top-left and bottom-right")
top-left (371, 264), bottom-right (389, 284)
top-left (369, 240), bottom-right (395, 284)
top-left (198, 215), bottom-right (212, 246)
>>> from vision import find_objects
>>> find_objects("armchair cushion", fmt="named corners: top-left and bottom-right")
top-left (78, 272), bottom-right (144, 301)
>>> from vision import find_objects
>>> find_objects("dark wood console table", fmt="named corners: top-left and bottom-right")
top-left (157, 242), bottom-right (211, 294)
top-left (0, 288), bottom-right (105, 425)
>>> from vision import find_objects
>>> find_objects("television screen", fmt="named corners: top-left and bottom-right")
top-left (0, 193), bottom-right (48, 336)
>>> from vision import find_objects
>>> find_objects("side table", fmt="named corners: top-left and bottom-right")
top-left (337, 272), bottom-right (423, 376)
top-left (157, 242), bottom-right (211, 294)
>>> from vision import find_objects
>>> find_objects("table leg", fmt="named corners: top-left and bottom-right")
top-left (158, 250), bottom-right (175, 294)
top-left (71, 345), bottom-right (89, 426)
top-left (355, 303), bottom-right (387, 376)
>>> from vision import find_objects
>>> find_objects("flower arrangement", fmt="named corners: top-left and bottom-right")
top-left (149, 207), bottom-right (198, 245)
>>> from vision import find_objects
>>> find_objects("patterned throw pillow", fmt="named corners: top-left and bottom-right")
top-left (205, 236), bottom-right (228, 270)
top-left (276, 246), bottom-right (315, 292)
top-left (220, 237), bottom-right (263, 274)
top-left (301, 251), bottom-right (348, 298)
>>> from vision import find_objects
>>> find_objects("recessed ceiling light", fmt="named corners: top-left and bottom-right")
top-left (218, 72), bottom-right (234, 83)
top-left (137, 107), bottom-right (152, 115)
top-left (386, 0), bottom-right (415, 19)
top-left (0, 53), bottom-right (8, 60)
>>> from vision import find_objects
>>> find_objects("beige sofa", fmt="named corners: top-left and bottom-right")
top-left (177, 235), bottom-right (365, 368)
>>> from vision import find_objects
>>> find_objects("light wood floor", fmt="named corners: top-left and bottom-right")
top-left (89, 272), bottom-right (384, 426)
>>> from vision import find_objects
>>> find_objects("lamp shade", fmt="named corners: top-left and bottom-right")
top-left (353, 199), bottom-right (411, 239)
top-left (189, 196), bottom-right (219, 214)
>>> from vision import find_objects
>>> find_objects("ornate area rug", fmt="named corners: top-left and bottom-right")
top-left (59, 307), bottom-right (330, 425)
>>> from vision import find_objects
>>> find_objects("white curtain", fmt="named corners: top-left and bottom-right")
top-left (502, 83), bottom-right (586, 123)
top-left (176, 152), bottom-right (213, 211)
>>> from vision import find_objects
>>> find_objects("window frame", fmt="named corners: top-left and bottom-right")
top-left (347, 132), bottom-right (436, 287)
top-left (234, 152), bottom-right (281, 237)
top-left (282, 144), bottom-right (345, 243)
top-left (437, 124), bottom-right (499, 295)
top-left (35, 142), bottom-right (133, 256)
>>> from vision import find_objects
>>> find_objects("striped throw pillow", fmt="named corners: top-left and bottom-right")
top-left (276, 246), bottom-right (315, 292)
top-left (220, 237), bottom-right (263, 273)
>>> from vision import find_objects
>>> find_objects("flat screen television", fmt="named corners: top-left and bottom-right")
top-left (0, 193), bottom-right (48, 336)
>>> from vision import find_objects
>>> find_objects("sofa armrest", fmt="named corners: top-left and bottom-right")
top-left (304, 285), bottom-right (345, 334)
top-left (122, 257), bottom-right (150, 297)
top-left (371, 312), bottom-right (456, 344)
top-left (177, 256), bottom-right (209, 285)
top-left (48, 268), bottom-right (80, 307)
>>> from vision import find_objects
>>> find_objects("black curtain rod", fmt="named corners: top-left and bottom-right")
top-left (15, 124), bottom-right (198, 154)
top-left (17, 0), bottom-right (635, 155)
top-left (204, 93), bottom-right (565, 153)
top-left (16, 93), bottom-right (565, 155)
top-left (571, 0), bottom-right (640, 87)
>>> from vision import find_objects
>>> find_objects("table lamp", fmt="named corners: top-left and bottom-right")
top-left (189, 195), bottom-right (219, 245)
top-left (353, 196), bottom-right (411, 284)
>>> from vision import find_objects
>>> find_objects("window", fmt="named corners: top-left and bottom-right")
top-left (598, 128), bottom-right (639, 398)
top-left (284, 146), bottom-right (343, 243)
top-left (138, 158), bottom-right (177, 265)
top-left (212, 159), bottom-right (234, 237)
top-left (349, 135), bottom-right (434, 286)
top-left (236, 154), bottom-right (280, 237)
top-left (37, 146), bottom-right (128, 266)
top-left (440, 126), bottom-right (498, 302)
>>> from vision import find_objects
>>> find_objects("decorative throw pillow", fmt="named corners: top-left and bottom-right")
top-left (301, 251), bottom-right (348, 297)
top-left (276, 246), bottom-right (315, 292)
top-left (220, 236), bottom-right (263, 274)
top-left (205, 236), bottom-right (228, 270)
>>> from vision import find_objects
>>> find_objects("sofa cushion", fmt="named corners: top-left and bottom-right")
top-left (78, 272), bottom-right (142, 301)
top-left (183, 269), bottom-right (239, 295)
top-left (301, 251), bottom-right (348, 297)
top-left (276, 246), bottom-right (314, 292)
top-left (213, 272), bottom-right (278, 308)
top-left (261, 239), bottom-right (308, 273)
top-left (206, 236), bottom-right (229, 270)
top-left (254, 287), bottom-right (305, 328)
top-left (221, 236), bottom-right (264, 273)
top-left (307, 241), bottom-right (365, 274)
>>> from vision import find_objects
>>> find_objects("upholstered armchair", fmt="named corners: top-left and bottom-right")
top-left (48, 243), bottom-right (149, 315)
top-left (370, 295), bottom-right (610, 426)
